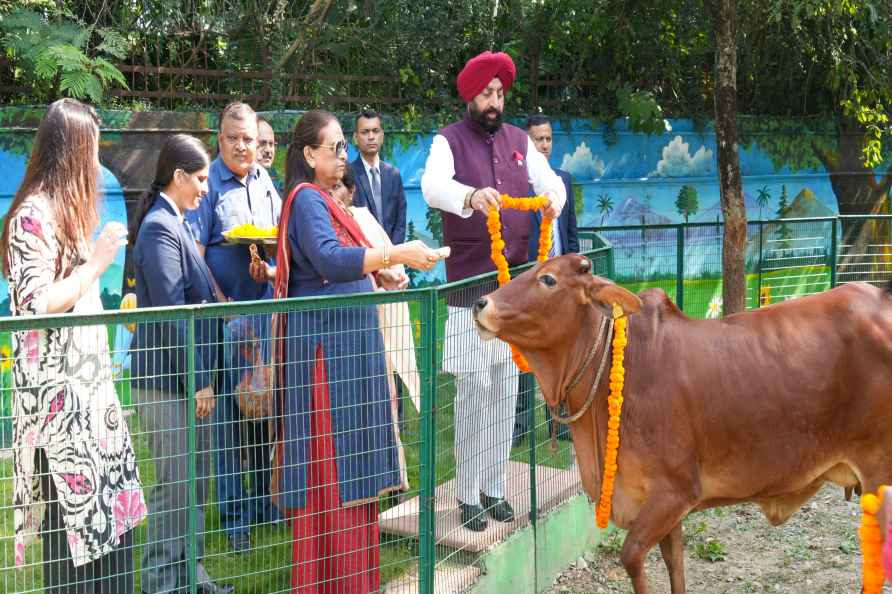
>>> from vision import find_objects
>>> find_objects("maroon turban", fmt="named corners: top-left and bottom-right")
top-left (456, 51), bottom-right (516, 103)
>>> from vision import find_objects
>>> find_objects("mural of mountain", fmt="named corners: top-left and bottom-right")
top-left (781, 188), bottom-right (834, 218)
top-left (604, 196), bottom-right (673, 226)
top-left (694, 191), bottom-right (763, 223)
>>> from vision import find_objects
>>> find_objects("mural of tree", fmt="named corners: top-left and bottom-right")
top-left (425, 204), bottom-right (443, 246)
top-left (756, 185), bottom-right (771, 221)
top-left (597, 192), bottom-right (614, 225)
top-left (675, 185), bottom-right (699, 224)
top-left (405, 220), bottom-right (418, 286)
top-left (776, 184), bottom-right (792, 251)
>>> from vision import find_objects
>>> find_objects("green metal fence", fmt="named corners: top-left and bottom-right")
top-left (582, 214), bottom-right (892, 319)
top-left (1, 218), bottom-right (888, 594)
top-left (0, 248), bottom-right (606, 594)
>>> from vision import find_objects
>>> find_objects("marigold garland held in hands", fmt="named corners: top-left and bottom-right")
top-left (860, 486), bottom-right (887, 594)
top-left (486, 195), bottom-right (552, 372)
top-left (487, 196), bottom-right (629, 528)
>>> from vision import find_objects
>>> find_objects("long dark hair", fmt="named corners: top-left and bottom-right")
top-left (129, 134), bottom-right (210, 244)
top-left (1, 98), bottom-right (101, 276)
top-left (284, 110), bottom-right (337, 196)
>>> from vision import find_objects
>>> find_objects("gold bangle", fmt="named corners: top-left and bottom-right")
top-left (382, 245), bottom-right (391, 267)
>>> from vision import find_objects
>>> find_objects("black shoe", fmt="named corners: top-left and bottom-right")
top-left (197, 582), bottom-right (235, 594)
top-left (227, 531), bottom-right (251, 554)
top-left (480, 493), bottom-right (515, 523)
top-left (458, 501), bottom-right (488, 532)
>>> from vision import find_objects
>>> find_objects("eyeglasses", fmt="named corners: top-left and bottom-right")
top-left (312, 140), bottom-right (348, 155)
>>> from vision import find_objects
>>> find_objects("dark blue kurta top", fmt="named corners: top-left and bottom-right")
top-left (278, 187), bottom-right (401, 509)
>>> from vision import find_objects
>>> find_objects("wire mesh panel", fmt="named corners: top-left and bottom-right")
top-left (757, 218), bottom-right (834, 304)
top-left (836, 216), bottom-right (892, 287)
top-left (431, 272), bottom-right (522, 591)
top-left (0, 290), bottom-right (427, 594)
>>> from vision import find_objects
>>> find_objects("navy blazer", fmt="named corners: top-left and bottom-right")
top-left (350, 156), bottom-right (407, 244)
top-left (528, 168), bottom-right (580, 260)
top-left (131, 196), bottom-right (221, 395)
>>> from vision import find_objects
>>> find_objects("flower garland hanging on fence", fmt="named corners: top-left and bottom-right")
top-left (860, 486), bottom-right (887, 594)
top-left (486, 195), bottom-right (553, 372)
top-left (596, 303), bottom-right (628, 529)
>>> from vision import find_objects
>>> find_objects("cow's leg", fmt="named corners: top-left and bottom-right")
top-left (620, 495), bottom-right (692, 594)
top-left (658, 522), bottom-right (686, 594)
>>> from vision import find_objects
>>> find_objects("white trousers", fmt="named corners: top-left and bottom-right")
top-left (444, 306), bottom-right (518, 505)
top-left (452, 360), bottom-right (518, 505)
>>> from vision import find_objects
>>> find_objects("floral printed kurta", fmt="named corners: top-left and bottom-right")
top-left (7, 194), bottom-right (146, 567)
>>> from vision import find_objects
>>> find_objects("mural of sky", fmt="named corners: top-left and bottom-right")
top-left (338, 117), bottom-right (883, 284)
top-left (0, 148), bottom-right (127, 315)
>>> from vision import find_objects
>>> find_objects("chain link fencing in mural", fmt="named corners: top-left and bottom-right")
top-left (583, 214), bottom-right (892, 319)
top-left (0, 219), bottom-right (890, 594)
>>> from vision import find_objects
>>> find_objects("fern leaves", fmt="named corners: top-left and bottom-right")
top-left (0, 9), bottom-right (130, 103)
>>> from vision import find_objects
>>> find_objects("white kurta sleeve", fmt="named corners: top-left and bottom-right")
top-left (421, 134), bottom-right (475, 218)
top-left (526, 137), bottom-right (567, 216)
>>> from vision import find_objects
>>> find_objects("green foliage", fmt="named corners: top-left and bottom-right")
top-left (0, 9), bottom-right (129, 103)
top-left (617, 87), bottom-right (669, 135)
top-left (694, 538), bottom-right (727, 562)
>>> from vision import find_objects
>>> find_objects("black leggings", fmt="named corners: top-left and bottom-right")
top-left (39, 451), bottom-right (134, 594)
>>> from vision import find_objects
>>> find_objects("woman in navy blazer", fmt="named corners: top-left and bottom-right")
top-left (129, 135), bottom-right (231, 594)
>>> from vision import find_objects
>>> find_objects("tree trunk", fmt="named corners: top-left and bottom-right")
top-left (710, 0), bottom-right (747, 315)
top-left (811, 117), bottom-right (892, 281)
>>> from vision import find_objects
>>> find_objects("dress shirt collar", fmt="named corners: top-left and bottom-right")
top-left (159, 192), bottom-right (184, 223)
top-left (360, 154), bottom-right (381, 175)
top-left (216, 157), bottom-right (259, 185)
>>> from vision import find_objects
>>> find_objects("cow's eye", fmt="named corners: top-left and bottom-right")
top-left (539, 274), bottom-right (557, 287)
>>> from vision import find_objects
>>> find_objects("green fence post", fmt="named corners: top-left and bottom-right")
top-left (527, 372), bottom-right (537, 527)
top-left (676, 225), bottom-right (685, 311)
top-left (419, 289), bottom-right (438, 594)
top-left (830, 218), bottom-right (838, 288)
top-left (186, 310), bottom-right (198, 594)
top-left (607, 244), bottom-right (616, 281)
top-left (756, 220), bottom-right (765, 308)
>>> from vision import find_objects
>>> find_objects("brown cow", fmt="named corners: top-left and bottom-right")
top-left (472, 254), bottom-right (892, 594)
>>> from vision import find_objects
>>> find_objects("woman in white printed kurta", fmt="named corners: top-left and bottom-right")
top-left (1, 99), bottom-right (145, 590)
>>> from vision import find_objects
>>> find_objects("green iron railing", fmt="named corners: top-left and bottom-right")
top-left (1, 213), bottom-right (890, 593)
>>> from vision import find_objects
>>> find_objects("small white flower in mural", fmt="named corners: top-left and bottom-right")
top-left (706, 296), bottom-right (723, 319)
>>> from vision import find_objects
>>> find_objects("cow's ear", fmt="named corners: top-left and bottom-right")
top-left (587, 278), bottom-right (643, 315)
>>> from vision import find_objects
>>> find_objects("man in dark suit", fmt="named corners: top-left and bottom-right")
top-left (514, 114), bottom-right (580, 446)
top-left (351, 109), bottom-right (407, 244)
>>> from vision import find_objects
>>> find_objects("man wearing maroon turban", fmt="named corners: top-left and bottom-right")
top-left (421, 50), bottom-right (566, 532)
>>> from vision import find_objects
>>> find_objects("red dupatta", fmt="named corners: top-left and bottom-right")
top-left (273, 182), bottom-right (373, 302)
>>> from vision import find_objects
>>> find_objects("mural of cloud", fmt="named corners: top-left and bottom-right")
top-left (649, 136), bottom-right (714, 177)
top-left (560, 142), bottom-right (607, 180)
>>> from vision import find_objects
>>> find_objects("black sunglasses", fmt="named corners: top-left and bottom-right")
top-left (312, 140), bottom-right (348, 155)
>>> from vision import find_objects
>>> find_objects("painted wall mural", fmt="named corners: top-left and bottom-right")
top-left (1, 107), bottom-right (889, 444)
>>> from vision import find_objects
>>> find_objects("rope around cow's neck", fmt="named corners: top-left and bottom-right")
top-left (549, 314), bottom-right (613, 426)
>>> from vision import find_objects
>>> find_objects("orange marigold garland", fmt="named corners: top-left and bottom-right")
top-left (595, 303), bottom-right (628, 529)
top-left (486, 195), bottom-right (554, 372)
top-left (860, 486), bottom-right (887, 594)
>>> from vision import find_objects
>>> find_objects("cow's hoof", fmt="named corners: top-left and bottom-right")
top-left (481, 494), bottom-right (515, 523)
top-left (459, 502), bottom-right (488, 531)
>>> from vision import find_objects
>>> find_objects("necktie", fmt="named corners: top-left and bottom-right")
top-left (370, 167), bottom-right (383, 221)
top-left (548, 219), bottom-right (560, 258)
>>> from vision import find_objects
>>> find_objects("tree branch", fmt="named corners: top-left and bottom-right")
top-left (273, 0), bottom-right (334, 72)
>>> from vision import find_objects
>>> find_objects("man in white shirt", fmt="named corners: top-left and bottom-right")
top-left (421, 50), bottom-right (565, 532)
